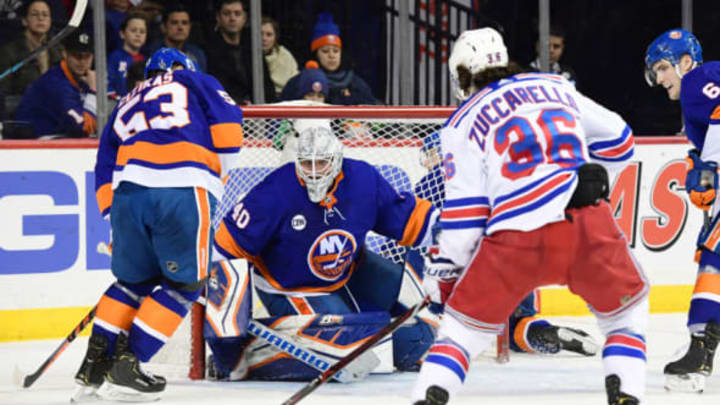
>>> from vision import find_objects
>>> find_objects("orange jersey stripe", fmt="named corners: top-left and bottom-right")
top-left (400, 197), bottom-right (433, 246)
top-left (289, 296), bottom-right (314, 315)
top-left (210, 123), bottom-right (244, 149)
top-left (195, 188), bottom-right (211, 280)
top-left (135, 297), bottom-right (184, 339)
top-left (711, 106), bottom-right (720, 120)
top-left (216, 220), bottom-right (355, 293)
top-left (703, 220), bottom-right (720, 251)
top-left (215, 221), bottom-right (252, 259)
top-left (512, 316), bottom-right (537, 354)
top-left (95, 183), bottom-right (113, 215)
top-left (117, 141), bottom-right (221, 176)
top-left (96, 295), bottom-right (137, 331)
top-left (694, 273), bottom-right (720, 296)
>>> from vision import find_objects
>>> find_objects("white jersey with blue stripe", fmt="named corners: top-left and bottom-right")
top-left (437, 73), bottom-right (633, 266)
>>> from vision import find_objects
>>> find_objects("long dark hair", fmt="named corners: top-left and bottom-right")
top-left (456, 61), bottom-right (525, 94)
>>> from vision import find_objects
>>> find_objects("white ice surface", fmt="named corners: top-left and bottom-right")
top-left (1, 314), bottom-right (719, 405)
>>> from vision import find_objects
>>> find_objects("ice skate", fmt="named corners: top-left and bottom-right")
top-left (528, 324), bottom-right (598, 356)
top-left (605, 374), bottom-right (639, 405)
top-left (71, 333), bottom-right (111, 403)
top-left (98, 334), bottom-right (166, 402)
top-left (664, 321), bottom-right (720, 392)
top-left (413, 385), bottom-right (449, 405)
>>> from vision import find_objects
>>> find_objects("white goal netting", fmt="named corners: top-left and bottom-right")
top-left (150, 103), bottom-right (461, 379)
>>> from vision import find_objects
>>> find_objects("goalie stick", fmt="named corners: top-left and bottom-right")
top-left (0, 0), bottom-right (89, 83)
top-left (246, 319), bottom-right (380, 384)
top-left (19, 305), bottom-right (96, 388)
top-left (281, 296), bottom-right (431, 405)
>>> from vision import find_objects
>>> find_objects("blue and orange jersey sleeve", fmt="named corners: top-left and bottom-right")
top-left (373, 167), bottom-right (435, 246)
top-left (213, 174), bottom-right (282, 260)
top-left (94, 109), bottom-right (121, 217)
top-left (184, 72), bottom-right (244, 152)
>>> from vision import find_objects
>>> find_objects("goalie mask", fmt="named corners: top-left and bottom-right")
top-left (295, 126), bottom-right (343, 203)
top-left (449, 27), bottom-right (508, 101)
top-left (644, 29), bottom-right (702, 86)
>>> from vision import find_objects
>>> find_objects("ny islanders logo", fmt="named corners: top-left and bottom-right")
top-left (307, 230), bottom-right (357, 281)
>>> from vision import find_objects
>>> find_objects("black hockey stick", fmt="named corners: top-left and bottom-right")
top-left (21, 305), bottom-right (97, 388)
top-left (281, 296), bottom-right (431, 405)
top-left (0, 0), bottom-right (89, 83)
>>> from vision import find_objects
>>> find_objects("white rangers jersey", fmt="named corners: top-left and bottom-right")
top-left (437, 73), bottom-right (634, 266)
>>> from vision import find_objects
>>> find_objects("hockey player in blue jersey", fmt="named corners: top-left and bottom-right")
top-left (72, 47), bottom-right (244, 402)
top-left (407, 133), bottom-right (598, 357)
top-left (646, 29), bottom-right (720, 392)
top-left (213, 124), bottom-right (439, 378)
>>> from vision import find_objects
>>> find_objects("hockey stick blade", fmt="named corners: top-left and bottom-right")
top-left (0, 0), bottom-right (88, 83)
top-left (247, 320), bottom-right (379, 384)
top-left (22, 305), bottom-right (96, 388)
top-left (281, 296), bottom-right (431, 405)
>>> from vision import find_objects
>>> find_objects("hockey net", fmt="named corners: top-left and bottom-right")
top-left (148, 103), bottom-right (508, 379)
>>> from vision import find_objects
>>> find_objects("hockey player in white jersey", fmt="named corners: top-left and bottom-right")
top-left (411, 28), bottom-right (649, 405)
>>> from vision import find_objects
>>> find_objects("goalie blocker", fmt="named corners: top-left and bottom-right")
top-left (204, 259), bottom-right (434, 380)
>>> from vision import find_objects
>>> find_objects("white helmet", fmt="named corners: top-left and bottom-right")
top-left (449, 28), bottom-right (508, 101)
top-left (295, 125), bottom-right (343, 203)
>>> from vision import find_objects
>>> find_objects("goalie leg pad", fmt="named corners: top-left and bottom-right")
top-left (213, 312), bottom-right (392, 381)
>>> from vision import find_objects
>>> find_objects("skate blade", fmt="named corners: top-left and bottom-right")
top-left (558, 328), bottom-right (598, 356)
top-left (97, 381), bottom-right (162, 403)
top-left (70, 383), bottom-right (103, 403)
top-left (664, 373), bottom-right (706, 393)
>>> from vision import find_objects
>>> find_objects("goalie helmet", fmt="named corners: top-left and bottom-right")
top-left (145, 47), bottom-right (197, 78)
top-left (644, 29), bottom-right (702, 86)
top-left (449, 27), bottom-right (508, 101)
top-left (295, 125), bottom-right (343, 203)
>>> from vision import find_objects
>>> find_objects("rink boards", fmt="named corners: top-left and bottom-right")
top-left (0, 137), bottom-right (699, 341)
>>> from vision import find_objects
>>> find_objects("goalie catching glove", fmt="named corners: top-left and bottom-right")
top-left (685, 149), bottom-right (718, 210)
top-left (422, 249), bottom-right (462, 314)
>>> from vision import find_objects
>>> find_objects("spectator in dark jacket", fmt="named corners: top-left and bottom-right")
top-left (205, 0), bottom-right (275, 104)
top-left (0, 0), bottom-right (62, 101)
top-left (15, 29), bottom-right (97, 138)
top-left (146, 3), bottom-right (206, 72)
top-left (282, 13), bottom-right (376, 105)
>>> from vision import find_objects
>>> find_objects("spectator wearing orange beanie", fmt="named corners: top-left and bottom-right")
top-left (281, 13), bottom-right (377, 105)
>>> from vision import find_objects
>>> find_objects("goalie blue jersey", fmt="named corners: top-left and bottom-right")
top-left (680, 61), bottom-right (720, 151)
top-left (214, 158), bottom-right (436, 293)
top-left (94, 69), bottom-right (244, 217)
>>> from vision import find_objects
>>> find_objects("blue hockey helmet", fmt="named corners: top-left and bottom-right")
top-left (644, 29), bottom-right (702, 86)
top-left (145, 47), bottom-right (197, 78)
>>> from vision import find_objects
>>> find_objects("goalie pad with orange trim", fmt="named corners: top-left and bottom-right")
top-left (207, 312), bottom-right (393, 381)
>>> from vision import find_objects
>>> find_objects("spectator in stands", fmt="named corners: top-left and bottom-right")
top-left (107, 14), bottom-right (147, 98)
top-left (147, 3), bottom-right (206, 72)
top-left (105, 0), bottom-right (131, 54)
top-left (262, 16), bottom-right (298, 98)
top-left (281, 61), bottom-right (328, 103)
top-left (528, 24), bottom-right (577, 86)
top-left (0, 0), bottom-right (62, 106)
top-left (15, 29), bottom-right (97, 138)
top-left (0, 0), bottom-right (66, 47)
top-left (206, 0), bottom-right (275, 104)
top-left (282, 13), bottom-right (376, 105)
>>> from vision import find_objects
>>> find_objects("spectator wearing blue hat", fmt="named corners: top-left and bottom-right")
top-left (282, 13), bottom-right (377, 105)
top-left (280, 60), bottom-right (328, 103)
